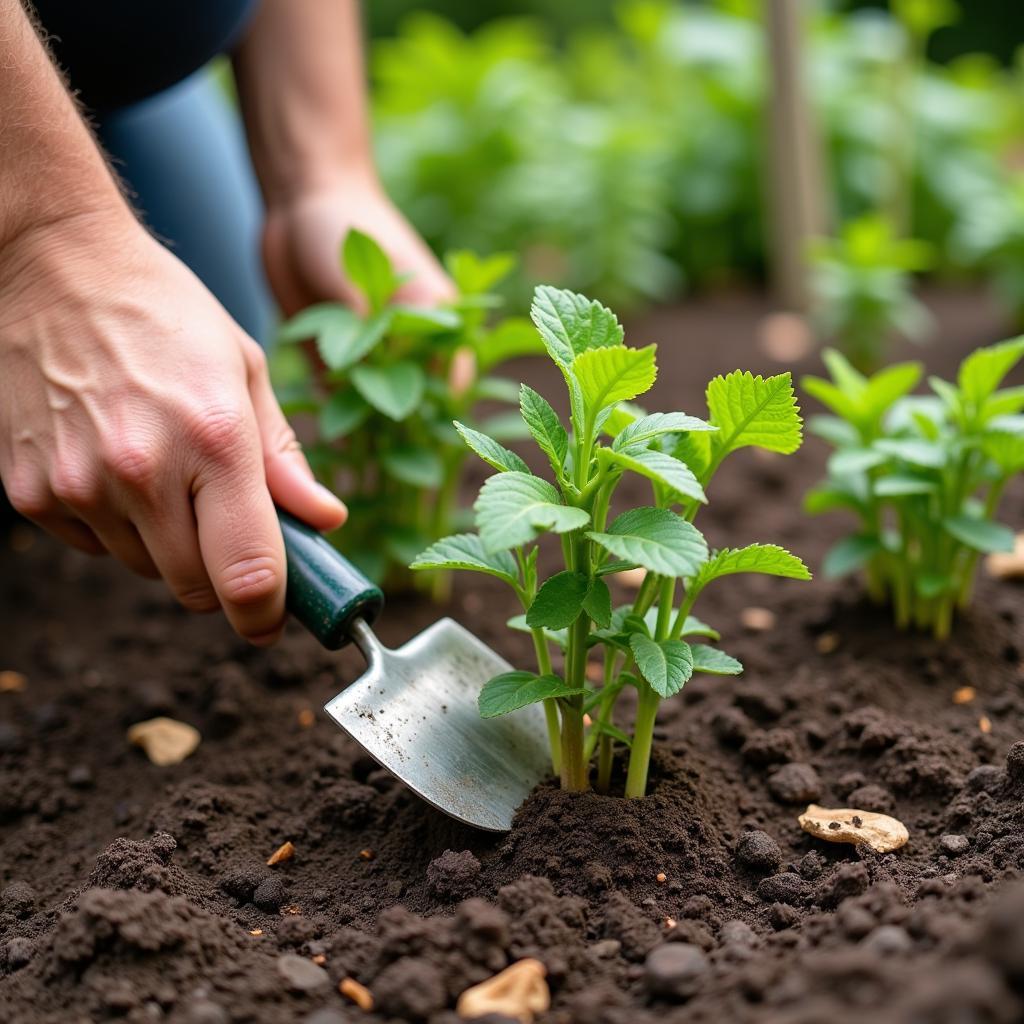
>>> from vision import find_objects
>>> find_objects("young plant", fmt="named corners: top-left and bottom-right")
top-left (412, 286), bottom-right (809, 796)
top-left (804, 339), bottom-right (1024, 639)
top-left (273, 229), bottom-right (543, 589)
top-left (809, 214), bottom-right (933, 371)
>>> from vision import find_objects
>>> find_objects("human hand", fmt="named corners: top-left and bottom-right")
top-left (262, 171), bottom-right (456, 317)
top-left (0, 211), bottom-right (347, 644)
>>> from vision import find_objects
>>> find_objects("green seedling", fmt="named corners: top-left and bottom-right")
top-left (804, 339), bottom-right (1024, 639)
top-left (273, 229), bottom-right (543, 591)
top-left (809, 214), bottom-right (933, 371)
top-left (413, 285), bottom-right (809, 796)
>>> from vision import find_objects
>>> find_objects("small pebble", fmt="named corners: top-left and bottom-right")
top-left (861, 925), bottom-right (913, 956)
top-left (254, 877), bottom-right (286, 912)
top-left (767, 762), bottom-right (822, 804)
top-left (276, 953), bottom-right (330, 993)
top-left (735, 831), bottom-right (782, 873)
top-left (67, 765), bottom-right (94, 789)
top-left (1006, 742), bottom-right (1024, 783)
top-left (740, 607), bottom-right (775, 632)
top-left (182, 1002), bottom-right (229, 1024)
top-left (940, 834), bottom-right (970, 857)
top-left (643, 943), bottom-right (709, 1002)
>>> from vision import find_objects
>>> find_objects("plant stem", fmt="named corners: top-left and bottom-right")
top-left (625, 685), bottom-right (660, 798)
top-left (531, 627), bottom-right (562, 776)
top-left (559, 695), bottom-right (589, 791)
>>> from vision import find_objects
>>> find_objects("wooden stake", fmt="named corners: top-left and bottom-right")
top-left (764, 0), bottom-right (828, 311)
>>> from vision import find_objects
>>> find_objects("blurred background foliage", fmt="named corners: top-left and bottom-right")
top-left (359, 0), bottom-right (1024, 321)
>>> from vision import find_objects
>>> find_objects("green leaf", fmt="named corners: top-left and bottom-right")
top-left (411, 533), bottom-right (519, 585)
top-left (475, 472), bottom-right (590, 552)
top-left (350, 362), bottom-right (424, 421)
top-left (595, 560), bottom-right (638, 577)
top-left (827, 448), bottom-right (887, 476)
top-left (343, 229), bottom-right (398, 312)
top-left (445, 250), bottom-right (516, 294)
top-left (916, 571), bottom-right (953, 599)
top-left (874, 438), bottom-right (947, 468)
top-left (453, 421), bottom-right (529, 473)
top-left (983, 431), bottom-right (1024, 475)
top-left (475, 317), bottom-right (547, 372)
top-left (389, 305), bottom-right (461, 334)
top-left (381, 446), bottom-right (444, 488)
top-left (612, 411), bottom-right (716, 451)
top-left (520, 385), bottom-right (569, 477)
top-left (572, 344), bottom-right (658, 413)
top-left (679, 616), bottom-right (720, 641)
top-left (604, 448), bottom-right (706, 504)
top-left (588, 508), bottom-right (708, 578)
top-left (530, 286), bottom-right (623, 369)
top-left (943, 516), bottom-right (1015, 553)
top-left (279, 305), bottom-right (391, 372)
top-left (582, 577), bottom-right (612, 629)
top-left (589, 719), bottom-right (632, 747)
top-left (479, 671), bottom-right (588, 718)
top-left (807, 414), bottom-right (860, 448)
top-left (958, 337), bottom-right (1024, 409)
top-left (862, 362), bottom-right (924, 420)
top-left (823, 535), bottom-right (883, 578)
top-left (707, 371), bottom-right (803, 459)
top-left (318, 391), bottom-right (370, 441)
top-left (629, 635), bottom-right (693, 698)
top-left (690, 644), bottom-right (743, 676)
top-left (278, 303), bottom-right (346, 345)
top-left (506, 614), bottom-right (568, 651)
top-left (526, 571), bottom-right (590, 630)
top-left (690, 544), bottom-right (812, 590)
top-left (874, 474), bottom-right (936, 497)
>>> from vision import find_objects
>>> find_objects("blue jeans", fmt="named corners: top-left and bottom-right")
top-left (97, 70), bottom-right (275, 346)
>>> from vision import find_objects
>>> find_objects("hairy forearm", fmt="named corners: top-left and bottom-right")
top-left (232, 0), bottom-right (378, 205)
top-left (0, 0), bottom-right (128, 251)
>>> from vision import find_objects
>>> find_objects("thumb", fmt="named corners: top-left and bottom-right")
top-left (245, 341), bottom-right (348, 532)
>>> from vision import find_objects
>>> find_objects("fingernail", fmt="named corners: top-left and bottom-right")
top-left (315, 482), bottom-right (346, 512)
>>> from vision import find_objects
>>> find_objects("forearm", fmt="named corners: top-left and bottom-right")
top-left (0, 0), bottom-right (128, 251)
top-left (232, 0), bottom-right (377, 206)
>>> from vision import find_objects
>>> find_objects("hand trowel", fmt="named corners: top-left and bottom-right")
top-left (278, 512), bottom-right (550, 831)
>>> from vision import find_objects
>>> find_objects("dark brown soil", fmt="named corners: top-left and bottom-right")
top-left (4, 288), bottom-right (1024, 1024)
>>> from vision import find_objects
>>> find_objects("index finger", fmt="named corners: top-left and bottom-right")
top-left (190, 407), bottom-right (287, 645)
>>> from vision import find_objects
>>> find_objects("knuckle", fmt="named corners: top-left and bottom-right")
top-left (175, 584), bottom-right (220, 613)
top-left (104, 440), bottom-right (161, 490)
top-left (218, 553), bottom-right (282, 610)
top-left (242, 340), bottom-right (268, 377)
top-left (5, 479), bottom-right (52, 520)
top-left (49, 463), bottom-right (100, 510)
top-left (186, 404), bottom-right (250, 463)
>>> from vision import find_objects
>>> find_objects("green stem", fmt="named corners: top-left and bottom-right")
top-left (531, 628), bottom-right (562, 776)
top-left (559, 695), bottom-right (589, 791)
top-left (625, 685), bottom-right (660, 799)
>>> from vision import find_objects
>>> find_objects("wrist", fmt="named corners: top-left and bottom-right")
top-left (263, 156), bottom-right (383, 209)
top-left (0, 202), bottom-right (143, 299)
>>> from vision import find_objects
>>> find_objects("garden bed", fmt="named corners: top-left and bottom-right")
top-left (3, 287), bottom-right (1024, 1024)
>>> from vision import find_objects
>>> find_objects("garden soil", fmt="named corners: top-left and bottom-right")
top-left (4, 288), bottom-right (1024, 1023)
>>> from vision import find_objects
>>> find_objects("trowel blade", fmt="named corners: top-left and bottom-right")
top-left (324, 617), bottom-right (551, 831)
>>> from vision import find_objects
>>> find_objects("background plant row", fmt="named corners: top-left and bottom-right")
top-left (371, 0), bottom-right (1024, 315)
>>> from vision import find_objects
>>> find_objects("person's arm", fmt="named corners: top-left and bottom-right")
top-left (0, 0), bottom-right (345, 644)
top-left (232, 0), bottom-right (454, 315)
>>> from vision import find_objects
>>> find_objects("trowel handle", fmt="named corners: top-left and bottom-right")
top-left (277, 510), bottom-right (384, 651)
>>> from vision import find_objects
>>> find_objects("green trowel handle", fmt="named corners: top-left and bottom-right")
top-left (277, 510), bottom-right (384, 651)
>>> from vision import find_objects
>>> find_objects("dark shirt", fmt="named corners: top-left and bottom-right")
top-left (30, 0), bottom-right (258, 112)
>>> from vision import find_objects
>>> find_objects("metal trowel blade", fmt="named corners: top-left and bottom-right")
top-left (324, 617), bottom-right (550, 832)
